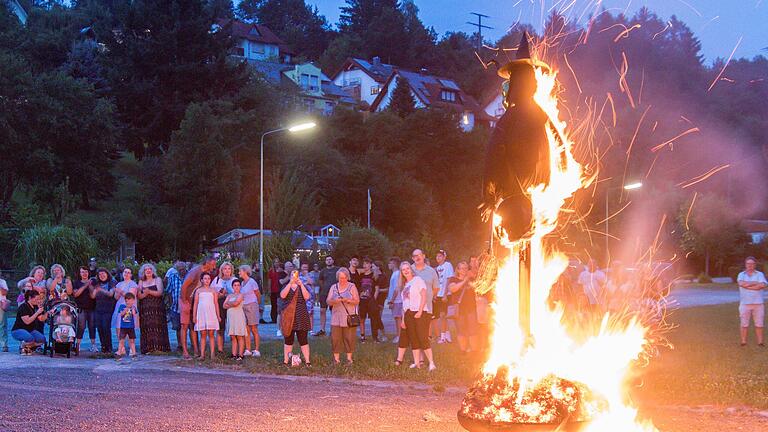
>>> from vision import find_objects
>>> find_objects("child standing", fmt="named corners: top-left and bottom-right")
top-left (224, 279), bottom-right (246, 360)
top-left (116, 292), bottom-right (138, 360)
top-left (193, 272), bottom-right (220, 360)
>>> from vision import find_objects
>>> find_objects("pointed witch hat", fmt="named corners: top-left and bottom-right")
top-left (497, 31), bottom-right (551, 79)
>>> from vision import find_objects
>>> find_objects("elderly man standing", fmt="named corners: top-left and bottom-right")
top-left (165, 261), bottom-right (187, 353)
top-left (737, 256), bottom-right (767, 347)
top-left (411, 249), bottom-right (439, 319)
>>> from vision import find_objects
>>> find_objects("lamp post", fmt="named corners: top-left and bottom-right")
top-left (258, 121), bottom-right (316, 290)
top-left (605, 181), bottom-right (643, 263)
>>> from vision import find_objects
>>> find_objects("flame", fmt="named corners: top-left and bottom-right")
top-left (474, 67), bottom-right (657, 431)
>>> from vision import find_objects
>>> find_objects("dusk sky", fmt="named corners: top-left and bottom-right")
top-left (306, 0), bottom-right (768, 63)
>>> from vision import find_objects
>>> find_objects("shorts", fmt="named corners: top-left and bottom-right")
top-left (169, 312), bottom-right (181, 331)
top-left (456, 311), bottom-right (478, 337)
top-left (243, 303), bottom-right (260, 326)
top-left (392, 302), bottom-right (404, 318)
top-left (119, 328), bottom-right (136, 340)
top-left (739, 304), bottom-right (765, 327)
top-left (180, 300), bottom-right (192, 326)
top-left (432, 297), bottom-right (447, 318)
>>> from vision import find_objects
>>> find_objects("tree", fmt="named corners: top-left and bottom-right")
top-left (163, 103), bottom-right (242, 255)
top-left (104, 0), bottom-right (249, 156)
top-left (388, 76), bottom-right (415, 118)
top-left (265, 169), bottom-right (321, 231)
top-left (332, 222), bottom-right (393, 263)
top-left (236, 0), bottom-right (333, 61)
top-left (678, 194), bottom-right (749, 276)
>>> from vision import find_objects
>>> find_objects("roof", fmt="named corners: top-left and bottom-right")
top-left (250, 60), bottom-right (295, 85)
top-left (295, 223), bottom-right (341, 233)
top-left (216, 18), bottom-right (295, 55)
top-left (370, 68), bottom-right (494, 122)
top-left (320, 82), bottom-right (356, 105)
top-left (744, 219), bottom-right (768, 233)
top-left (331, 57), bottom-right (395, 83)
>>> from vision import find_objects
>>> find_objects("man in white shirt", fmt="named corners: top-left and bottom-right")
top-left (578, 259), bottom-right (606, 309)
top-left (434, 250), bottom-right (454, 343)
top-left (411, 249), bottom-right (438, 317)
top-left (737, 256), bottom-right (767, 346)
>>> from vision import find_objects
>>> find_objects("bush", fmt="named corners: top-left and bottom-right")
top-left (15, 225), bottom-right (100, 274)
top-left (248, 233), bottom-right (295, 267)
top-left (697, 272), bottom-right (712, 284)
top-left (333, 223), bottom-right (392, 264)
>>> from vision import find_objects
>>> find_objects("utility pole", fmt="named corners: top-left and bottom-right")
top-left (467, 12), bottom-right (493, 50)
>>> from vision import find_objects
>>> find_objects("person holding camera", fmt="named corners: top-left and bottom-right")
top-left (279, 270), bottom-right (312, 366)
top-left (326, 268), bottom-right (360, 364)
top-left (12, 290), bottom-right (48, 355)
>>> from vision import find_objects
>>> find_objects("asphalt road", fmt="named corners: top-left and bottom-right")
top-left (0, 354), bottom-right (464, 432)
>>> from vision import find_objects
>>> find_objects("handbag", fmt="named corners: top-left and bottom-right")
top-left (446, 280), bottom-right (468, 319)
top-left (335, 284), bottom-right (360, 327)
top-left (280, 287), bottom-right (299, 336)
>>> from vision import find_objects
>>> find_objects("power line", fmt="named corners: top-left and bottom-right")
top-left (467, 12), bottom-right (493, 50)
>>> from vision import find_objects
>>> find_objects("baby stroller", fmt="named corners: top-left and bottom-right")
top-left (44, 299), bottom-right (79, 358)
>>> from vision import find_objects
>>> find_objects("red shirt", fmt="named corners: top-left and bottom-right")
top-left (268, 268), bottom-right (284, 293)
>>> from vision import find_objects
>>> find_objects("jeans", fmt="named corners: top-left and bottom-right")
top-left (77, 309), bottom-right (96, 340)
top-left (0, 308), bottom-right (7, 348)
top-left (94, 311), bottom-right (113, 353)
top-left (11, 329), bottom-right (46, 344)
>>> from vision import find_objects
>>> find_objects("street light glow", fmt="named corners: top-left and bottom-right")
top-left (623, 182), bottom-right (643, 190)
top-left (288, 122), bottom-right (316, 133)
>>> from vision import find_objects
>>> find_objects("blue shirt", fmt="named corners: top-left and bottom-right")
top-left (166, 268), bottom-right (183, 314)
top-left (117, 304), bottom-right (137, 329)
top-left (738, 270), bottom-right (767, 305)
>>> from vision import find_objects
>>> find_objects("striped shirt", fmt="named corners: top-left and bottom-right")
top-left (166, 268), bottom-right (183, 314)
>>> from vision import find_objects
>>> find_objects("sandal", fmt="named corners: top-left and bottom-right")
top-left (394, 359), bottom-right (403, 366)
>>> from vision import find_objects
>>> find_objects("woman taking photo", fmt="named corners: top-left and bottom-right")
top-left (112, 268), bottom-right (139, 338)
top-left (326, 268), bottom-right (360, 365)
top-left (73, 266), bottom-right (97, 353)
top-left (46, 264), bottom-right (73, 302)
top-left (90, 268), bottom-right (116, 353)
top-left (212, 262), bottom-right (236, 354)
top-left (280, 270), bottom-right (312, 366)
top-left (447, 261), bottom-right (478, 353)
top-left (395, 262), bottom-right (436, 371)
top-left (193, 272), bottom-right (220, 361)
top-left (238, 265), bottom-right (261, 357)
top-left (138, 263), bottom-right (171, 354)
top-left (12, 290), bottom-right (48, 355)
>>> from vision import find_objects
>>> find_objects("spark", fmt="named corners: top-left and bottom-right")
top-left (613, 24), bottom-right (642, 42)
top-left (676, 0), bottom-right (703, 17)
top-left (685, 192), bottom-right (698, 230)
top-left (603, 92), bottom-right (617, 127)
top-left (596, 199), bottom-right (633, 225)
top-left (651, 128), bottom-right (700, 152)
top-left (652, 21), bottom-right (672, 40)
top-left (678, 164), bottom-right (732, 189)
top-left (563, 53), bottom-right (583, 94)
top-left (679, 115), bottom-right (694, 125)
top-left (618, 51), bottom-right (636, 108)
top-left (708, 36), bottom-right (743, 92)
top-left (645, 152), bottom-right (660, 179)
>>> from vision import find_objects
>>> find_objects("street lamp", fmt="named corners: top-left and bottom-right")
top-left (605, 181), bottom-right (643, 262)
top-left (259, 121), bottom-right (316, 289)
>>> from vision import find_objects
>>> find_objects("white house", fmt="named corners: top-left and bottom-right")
top-left (332, 57), bottom-right (492, 131)
top-left (744, 219), bottom-right (768, 244)
top-left (217, 19), bottom-right (294, 64)
top-left (483, 93), bottom-right (506, 128)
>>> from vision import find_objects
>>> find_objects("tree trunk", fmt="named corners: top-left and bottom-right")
top-left (705, 249), bottom-right (710, 276)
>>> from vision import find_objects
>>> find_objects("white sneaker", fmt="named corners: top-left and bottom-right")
top-left (428, 363), bottom-right (437, 372)
top-left (437, 337), bottom-right (446, 344)
top-left (444, 332), bottom-right (453, 343)
top-left (89, 345), bottom-right (98, 353)
top-left (276, 330), bottom-right (283, 337)
top-left (252, 350), bottom-right (261, 357)
top-left (392, 336), bottom-right (399, 344)
top-left (243, 350), bottom-right (252, 356)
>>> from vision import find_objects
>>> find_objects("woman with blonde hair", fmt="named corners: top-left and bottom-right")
top-left (212, 261), bottom-right (236, 354)
top-left (17, 266), bottom-right (47, 304)
top-left (395, 261), bottom-right (436, 371)
top-left (46, 264), bottom-right (73, 302)
top-left (137, 263), bottom-right (170, 353)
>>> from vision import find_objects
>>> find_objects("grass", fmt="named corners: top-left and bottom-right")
top-left (181, 303), bottom-right (768, 408)
top-left (182, 336), bottom-right (486, 388)
top-left (672, 282), bottom-right (737, 291)
top-left (637, 302), bottom-right (768, 408)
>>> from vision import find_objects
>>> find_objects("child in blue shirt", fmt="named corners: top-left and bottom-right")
top-left (116, 292), bottom-right (138, 359)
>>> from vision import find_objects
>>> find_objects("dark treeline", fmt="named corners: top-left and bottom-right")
top-left (1, 1), bottom-right (766, 275)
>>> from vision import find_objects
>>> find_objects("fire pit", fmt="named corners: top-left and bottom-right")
top-left (458, 366), bottom-right (605, 432)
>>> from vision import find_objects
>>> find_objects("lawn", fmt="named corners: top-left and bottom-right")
top-left (636, 302), bottom-right (768, 408)
top-left (185, 303), bottom-right (768, 408)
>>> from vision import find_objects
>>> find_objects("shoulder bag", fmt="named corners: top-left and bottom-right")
top-left (335, 284), bottom-right (360, 327)
top-left (280, 286), bottom-right (299, 336)
top-left (446, 280), bottom-right (468, 319)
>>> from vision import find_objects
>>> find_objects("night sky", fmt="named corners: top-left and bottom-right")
top-left (307, 0), bottom-right (768, 63)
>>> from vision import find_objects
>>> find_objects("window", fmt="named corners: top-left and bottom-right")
top-left (370, 85), bottom-right (381, 95)
top-left (304, 98), bottom-right (314, 112)
top-left (300, 73), bottom-right (310, 89)
top-left (441, 89), bottom-right (456, 102)
top-left (310, 75), bottom-right (319, 91)
top-left (250, 43), bottom-right (265, 55)
top-left (323, 101), bottom-right (334, 116)
top-left (462, 112), bottom-right (471, 125)
top-left (231, 46), bottom-right (245, 57)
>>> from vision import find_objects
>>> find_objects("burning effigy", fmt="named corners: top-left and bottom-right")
top-left (461, 33), bottom-right (658, 432)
